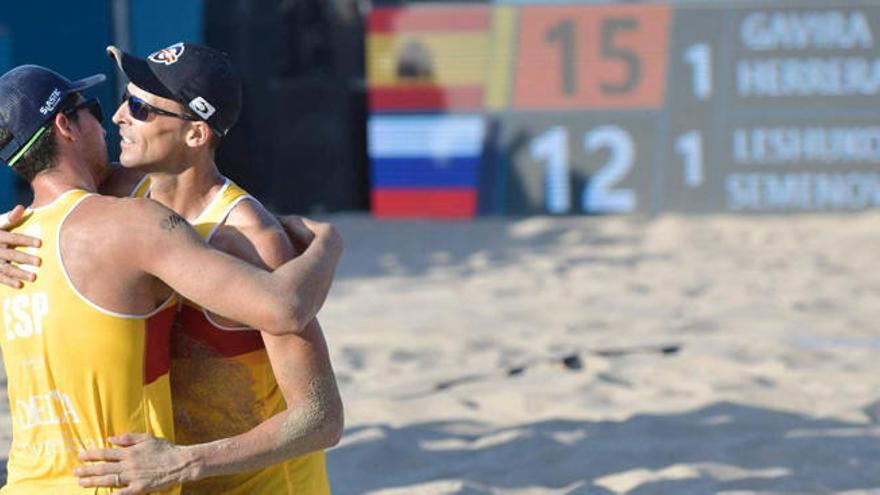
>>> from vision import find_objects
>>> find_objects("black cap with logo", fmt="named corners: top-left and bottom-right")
top-left (107, 42), bottom-right (242, 137)
top-left (0, 65), bottom-right (105, 166)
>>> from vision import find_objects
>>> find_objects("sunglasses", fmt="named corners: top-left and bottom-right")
top-left (122, 90), bottom-right (198, 123)
top-left (63, 98), bottom-right (104, 124)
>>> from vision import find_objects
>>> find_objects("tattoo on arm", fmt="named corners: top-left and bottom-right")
top-left (159, 213), bottom-right (187, 232)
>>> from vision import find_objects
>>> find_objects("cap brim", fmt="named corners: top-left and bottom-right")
top-left (106, 45), bottom-right (175, 100)
top-left (69, 74), bottom-right (106, 92)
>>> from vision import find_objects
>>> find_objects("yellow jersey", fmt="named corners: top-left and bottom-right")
top-left (134, 177), bottom-right (331, 495)
top-left (0, 189), bottom-right (177, 494)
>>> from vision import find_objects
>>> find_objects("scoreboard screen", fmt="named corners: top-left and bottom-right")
top-left (366, 1), bottom-right (880, 217)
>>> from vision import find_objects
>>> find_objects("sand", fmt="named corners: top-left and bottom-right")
top-left (4, 212), bottom-right (880, 494)
top-left (319, 213), bottom-right (880, 494)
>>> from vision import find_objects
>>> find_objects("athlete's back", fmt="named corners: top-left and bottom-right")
top-left (0, 189), bottom-right (177, 494)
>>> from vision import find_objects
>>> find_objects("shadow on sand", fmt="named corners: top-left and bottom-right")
top-left (2, 402), bottom-right (876, 492)
top-left (330, 215), bottom-right (655, 281)
top-left (328, 401), bottom-right (880, 494)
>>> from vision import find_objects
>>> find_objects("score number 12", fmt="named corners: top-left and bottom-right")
top-left (529, 125), bottom-right (635, 214)
top-left (530, 126), bottom-right (705, 214)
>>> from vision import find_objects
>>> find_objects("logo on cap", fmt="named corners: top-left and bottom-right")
top-left (39, 89), bottom-right (63, 115)
top-left (148, 43), bottom-right (185, 66)
top-left (188, 97), bottom-right (216, 120)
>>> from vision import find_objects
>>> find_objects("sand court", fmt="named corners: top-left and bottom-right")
top-left (2, 213), bottom-right (880, 493)
top-left (319, 213), bottom-right (880, 494)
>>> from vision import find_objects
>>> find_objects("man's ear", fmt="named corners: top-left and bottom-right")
top-left (184, 121), bottom-right (212, 148)
top-left (53, 112), bottom-right (76, 141)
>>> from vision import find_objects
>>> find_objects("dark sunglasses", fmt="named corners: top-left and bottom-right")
top-left (63, 98), bottom-right (104, 124)
top-left (122, 90), bottom-right (198, 123)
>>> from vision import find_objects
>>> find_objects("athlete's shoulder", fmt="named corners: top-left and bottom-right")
top-left (97, 165), bottom-right (147, 198)
top-left (66, 193), bottom-right (140, 217)
top-left (85, 194), bottom-right (166, 216)
top-left (65, 195), bottom-right (179, 236)
top-left (59, 196), bottom-right (186, 268)
top-left (212, 197), bottom-right (294, 270)
top-left (223, 195), bottom-right (277, 232)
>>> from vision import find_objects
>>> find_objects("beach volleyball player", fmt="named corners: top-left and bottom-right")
top-left (0, 64), bottom-right (342, 493)
top-left (0, 42), bottom-right (342, 494)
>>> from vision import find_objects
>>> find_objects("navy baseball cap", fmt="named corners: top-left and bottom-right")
top-left (0, 65), bottom-right (105, 166)
top-left (107, 42), bottom-right (242, 137)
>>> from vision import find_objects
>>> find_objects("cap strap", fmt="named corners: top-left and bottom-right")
top-left (8, 126), bottom-right (48, 166)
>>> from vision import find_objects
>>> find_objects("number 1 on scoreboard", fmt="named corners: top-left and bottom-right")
top-left (529, 126), bottom-right (571, 214)
top-left (675, 130), bottom-right (704, 187)
top-left (683, 43), bottom-right (712, 100)
top-left (545, 20), bottom-right (577, 97)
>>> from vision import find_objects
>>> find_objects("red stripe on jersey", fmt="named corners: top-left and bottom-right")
top-left (172, 304), bottom-right (265, 358)
top-left (144, 305), bottom-right (175, 384)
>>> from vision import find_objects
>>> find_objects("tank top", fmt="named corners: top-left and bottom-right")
top-left (133, 176), bottom-right (330, 494)
top-left (0, 189), bottom-right (177, 494)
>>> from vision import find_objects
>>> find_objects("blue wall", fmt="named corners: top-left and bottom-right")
top-left (0, 0), bottom-right (205, 209)
top-left (0, 1), bottom-right (115, 208)
top-left (130, 0), bottom-right (203, 56)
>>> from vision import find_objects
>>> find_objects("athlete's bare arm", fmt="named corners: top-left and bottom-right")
top-left (180, 201), bottom-right (343, 477)
top-left (74, 200), bottom-right (343, 493)
top-left (64, 195), bottom-right (341, 335)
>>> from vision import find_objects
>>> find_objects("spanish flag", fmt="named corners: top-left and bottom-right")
top-left (367, 5), bottom-right (491, 111)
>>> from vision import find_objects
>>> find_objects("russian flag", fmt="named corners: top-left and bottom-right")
top-left (369, 115), bottom-right (485, 218)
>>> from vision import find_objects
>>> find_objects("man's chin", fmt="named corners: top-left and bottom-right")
top-left (117, 155), bottom-right (144, 169)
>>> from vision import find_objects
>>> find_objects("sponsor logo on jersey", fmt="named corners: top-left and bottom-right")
top-left (15, 390), bottom-right (80, 429)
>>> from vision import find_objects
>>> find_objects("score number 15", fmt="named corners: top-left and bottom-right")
top-left (515, 6), bottom-right (669, 109)
top-left (546, 18), bottom-right (641, 96)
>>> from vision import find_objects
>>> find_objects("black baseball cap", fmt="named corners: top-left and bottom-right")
top-left (107, 42), bottom-right (242, 137)
top-left (0, 65), bottom-right (105, 166)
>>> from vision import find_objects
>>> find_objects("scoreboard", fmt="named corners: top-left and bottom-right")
top-left (366, 1), bottom-right (880, 217)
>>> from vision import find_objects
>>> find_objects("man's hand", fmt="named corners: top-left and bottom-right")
top-left (278, 216), bottom-right (340, 256)
top-left (277, 215), bottom-right (315, 254)
top-left (74, 433), bottom-right (197, 495)
top-left (0, 205), bottom-right (41, 288)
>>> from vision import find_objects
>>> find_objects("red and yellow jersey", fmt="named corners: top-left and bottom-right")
top-left (0, 189), bottom-right (177, 494)
top-left (134, 177), bottom-right (330, 494)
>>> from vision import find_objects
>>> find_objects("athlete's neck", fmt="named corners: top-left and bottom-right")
top-left (30, 160), bottom-right (101, 208)
top-left (148, 163), bottom-right (226, 222)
